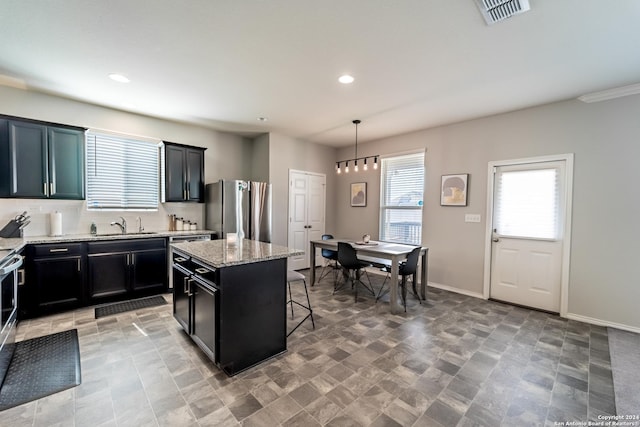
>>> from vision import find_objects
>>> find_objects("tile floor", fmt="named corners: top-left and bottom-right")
top-left (0, 269), bottom-right (618, 426)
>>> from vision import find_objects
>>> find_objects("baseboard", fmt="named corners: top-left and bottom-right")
top-left (427, 282), bottom-right (485, 299)
top-left (566, 313), bottom-right (640, 334)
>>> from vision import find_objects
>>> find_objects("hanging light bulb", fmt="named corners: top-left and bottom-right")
top-left (354, 159), bottom-right (359, 172)
top-left (336, 163), bottom-right (341, 174)
top-left (374, 157), bottom-right (378, 170)
top-left (345, 161), bottom-right (349, 173)
top-left (364, 158), bottom-right (368, 171)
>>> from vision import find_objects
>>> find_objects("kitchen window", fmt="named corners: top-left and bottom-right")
top-left (379, 151), bottom-right (425, 245)
top-left (86, 130), bottom-right (161, 210)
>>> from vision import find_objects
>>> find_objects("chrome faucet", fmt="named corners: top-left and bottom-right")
top-left (136, 216), bottom-right (144, 233)
top-left (110, 217), bottom-right (127, 234)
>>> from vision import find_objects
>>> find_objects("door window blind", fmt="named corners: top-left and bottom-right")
top-left (494, 166), bottom-right (560, 239)
top-left (379, 152), bottom-right (425, 244)
top-left (86, 131), bottom-right (160, 210)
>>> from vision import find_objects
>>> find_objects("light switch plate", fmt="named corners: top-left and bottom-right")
top-left (465, 214), bottom-right (481, 223)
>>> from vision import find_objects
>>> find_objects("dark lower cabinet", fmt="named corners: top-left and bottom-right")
top-left (22, 243), bottom-right (84, 318)
top-left (21, 238), bottom-right (167, 318)
top-left (87, 252), bottom-right (129, 300)
top-left (192, 278), bottom-right (217, 361)
top-left (88, 239), bottom-right (167, 304)
top-left (172, 249), bottom-right (285, 376)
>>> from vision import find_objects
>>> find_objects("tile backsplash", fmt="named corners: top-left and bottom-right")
top-left (0, 199), bottom-right (205, 237)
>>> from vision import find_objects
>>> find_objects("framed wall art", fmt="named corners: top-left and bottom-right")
top-left (441, 174), bottom-right (468, 206)
top-left (351, 182), bottom-right (367, 207)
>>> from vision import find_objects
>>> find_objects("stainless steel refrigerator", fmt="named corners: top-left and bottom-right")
top-left (205, 180), bottom-right (272, 242)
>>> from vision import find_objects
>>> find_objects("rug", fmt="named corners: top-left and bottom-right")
top-left (608, 327), bottom-right (640, 416)
top-left (0, 329), bottom-right (81, 411)
top-left (95, 295), bottom-right (167, 319)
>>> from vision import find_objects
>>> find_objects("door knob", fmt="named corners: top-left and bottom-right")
top-left (492, 238), bottom-right (499, 242)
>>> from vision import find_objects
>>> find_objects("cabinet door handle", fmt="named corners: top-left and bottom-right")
top-left (77, 259), bottom-right (81, 272)
top-left (195, 267), bottom-right (210, 274)
top-left (126, 254), bottom-right (130, 265)
top-left (183, 277), bottom-right (189, 294)
top-left (44, 182), bottom-right (48, 197)
top-left (49, 248), bottom-right (68, 253)
top-left (50, 182), bottom-right (54, 196)
top-left (18, 269), bottom-right (25, 286)
top-left (131, 253), bottom-right (135, 265)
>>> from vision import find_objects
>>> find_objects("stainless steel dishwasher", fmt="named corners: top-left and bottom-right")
top-left (168, 234), bottom-right (211, 288)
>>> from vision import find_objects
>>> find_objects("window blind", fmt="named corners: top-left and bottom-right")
top-left (86, 131), bottom-right (160, 210)
top-left (494, 167), bottom-right (560, 239)
top-left (379, 152), bottom-right (425, 244)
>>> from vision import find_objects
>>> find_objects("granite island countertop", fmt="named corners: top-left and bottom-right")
top-left (171, 239), bottom-right (303, 268)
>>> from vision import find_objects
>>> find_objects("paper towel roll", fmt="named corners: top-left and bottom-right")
top-left (50, 211), bottom-right (62, 236)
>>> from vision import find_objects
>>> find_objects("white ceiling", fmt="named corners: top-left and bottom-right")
top-left (1, 1), bottom-right (640, 147)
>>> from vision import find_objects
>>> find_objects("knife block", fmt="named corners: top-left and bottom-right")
top-left (0, 220), bottom-right (23, 238)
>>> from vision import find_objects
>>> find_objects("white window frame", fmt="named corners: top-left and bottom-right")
top-left (379, 150), bottom-right (425, 245)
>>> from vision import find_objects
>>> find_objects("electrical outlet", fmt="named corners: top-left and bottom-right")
top-left (465, 214), bottom-right (481, 223)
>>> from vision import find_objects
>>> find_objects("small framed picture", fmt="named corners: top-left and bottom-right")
top-left (441, 174), bottom-right (468, 206)
top-left (351, 182), bottom-right (367, 207)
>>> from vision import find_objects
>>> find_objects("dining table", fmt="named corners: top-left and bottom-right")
top-left (309, 238), bottom-right (429, 314)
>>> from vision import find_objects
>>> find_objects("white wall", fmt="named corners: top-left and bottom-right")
top-left (336, 95), bottom-right (640, 331)
top-left (0, 85), bottom-right (250, 236)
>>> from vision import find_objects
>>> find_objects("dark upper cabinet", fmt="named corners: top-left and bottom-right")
top-left (164, 142), bottom-right (205, 203)
top-left (48, 126), bottom-right (85, 199)
top-left (0, 117), bottom-right (85, 199)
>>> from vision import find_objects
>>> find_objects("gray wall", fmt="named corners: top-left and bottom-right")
top-left (0, 85), bottom-right (251, 235)
top-left (267, 133), bottom-right (337, 247)
top-left (336, 95), bottom-right (640, 330)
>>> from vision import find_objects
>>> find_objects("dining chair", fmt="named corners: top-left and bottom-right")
top-left (336, 242), bottom-right (375, 302)
top-left (286, 270), bottom-right (315, 336)
top-left (376, 246), bottom-right (422, 312)
top-left (318, 234), bottom-right (339, 284)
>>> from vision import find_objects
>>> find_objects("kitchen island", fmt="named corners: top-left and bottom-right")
top-left (171, 239), bottom-right (301, 376)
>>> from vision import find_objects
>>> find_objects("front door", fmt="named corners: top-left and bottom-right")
top-left (488, 157), bottom-right (572, 313)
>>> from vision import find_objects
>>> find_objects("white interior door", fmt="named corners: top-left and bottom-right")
top-left (489, 160), bottom-right (568, 313)
top-left (287, 170), bottom-right (325, 270)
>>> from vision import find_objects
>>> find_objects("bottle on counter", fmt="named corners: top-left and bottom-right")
top-left (176, 217), bottom-right (183, 231)
top-left (183, 220), bottom-right (191, 231)
top-left (168, 214), bottom-right (175, 231)
top-left (90, 221), bottom-right (97, 235)
top-left (190, 222), bottom-right (197, 230)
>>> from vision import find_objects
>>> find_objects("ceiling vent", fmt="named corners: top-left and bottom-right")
top-left (475, 0), bottom-right (530, 25)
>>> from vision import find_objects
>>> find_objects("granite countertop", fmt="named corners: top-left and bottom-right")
top-left (172, 239), bottom-right (303, 268)
top-left (0, 230), bottom-right (215, 251)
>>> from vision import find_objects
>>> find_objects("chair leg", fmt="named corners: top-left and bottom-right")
top-left (286, 278), bottom-right (315, 337)
top-left (401, 275), bottom-right (407, 312)
top-left (287, 281), bottom-right (294, 319)
top-left (410, 273), bottom-right (422, 304)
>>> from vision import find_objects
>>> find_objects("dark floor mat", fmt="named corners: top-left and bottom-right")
top-left (94, 295), bottom-right (167, 319)
top-left (0, 329), bottom-right (81, 411)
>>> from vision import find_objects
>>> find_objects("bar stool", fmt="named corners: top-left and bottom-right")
top-left (286, 270), bottom-right (315, 337)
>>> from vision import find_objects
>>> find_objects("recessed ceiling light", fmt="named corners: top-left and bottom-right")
top-left (338, 74), bottom-right (354, 84)
top-left (109, 73), bottom-right (130, 83)
top-left (257, 117), bottom-right (268, 122)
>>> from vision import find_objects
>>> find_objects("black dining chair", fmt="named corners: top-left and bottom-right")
top-left (336, 242), bottom-right (375, 302)
top-left (318, 234), bottom-right (339, 284)
top-left (376, 246), bottom-right (422, 312)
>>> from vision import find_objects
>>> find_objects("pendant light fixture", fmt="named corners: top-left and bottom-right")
top-left (335, 120), bottom-right (379, 174)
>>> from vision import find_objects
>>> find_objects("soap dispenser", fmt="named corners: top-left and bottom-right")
top-left (90, 221), bottom-right (97, 235)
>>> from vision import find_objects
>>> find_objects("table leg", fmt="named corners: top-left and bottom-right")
top-left (309, 241), bottom-right (316, 286)
top-left (390, 256), bottom-right (400, 314)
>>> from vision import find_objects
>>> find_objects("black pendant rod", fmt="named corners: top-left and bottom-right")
top-left (353, 119), bottom-right (360, 160)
